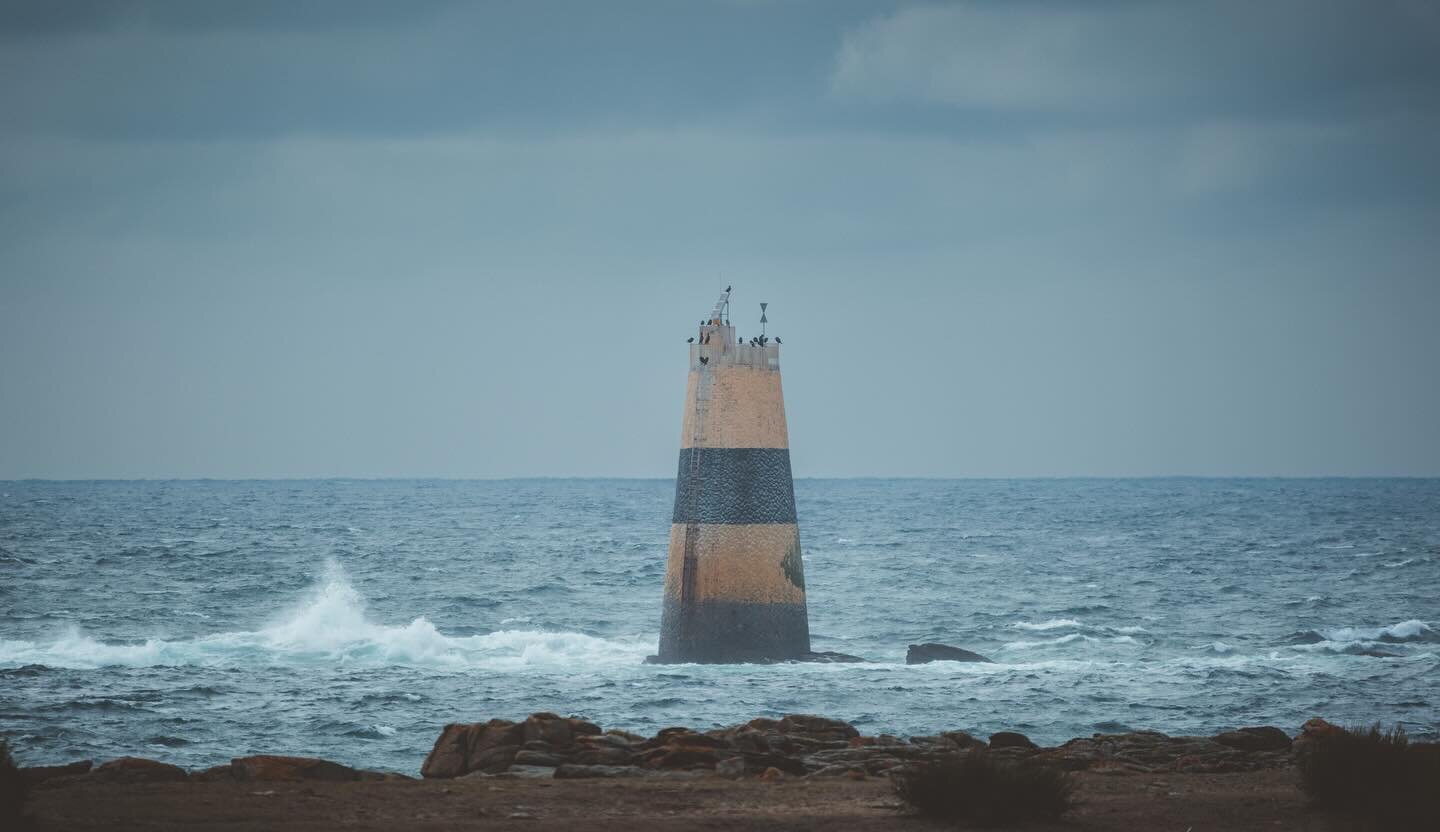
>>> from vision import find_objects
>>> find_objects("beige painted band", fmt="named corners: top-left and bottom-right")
top-left (663, 523), bottom-right (805, 606)
top-left (679, 367), bottom-right (790, 450)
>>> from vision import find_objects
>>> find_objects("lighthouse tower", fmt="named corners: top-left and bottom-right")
top-left (656, 289), bottom-right (809, 663)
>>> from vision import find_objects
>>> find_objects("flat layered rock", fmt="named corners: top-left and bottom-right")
top-left (230, 755), bottom-right (363, 782)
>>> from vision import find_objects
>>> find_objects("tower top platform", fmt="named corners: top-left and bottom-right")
top-left (691, 288), bottom-right (780, 372)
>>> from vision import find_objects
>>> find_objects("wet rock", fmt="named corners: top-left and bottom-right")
top-left (989, 731), bottom-right (1039, 751)
top-left (231, 755), bottom-right (361, 782)
top-left (793, 651), bottom-right (868, 663)
top-left (21, 760), bottom-right (92, 787)
top-left (716, 756), bottom-right (745, 779)
top-left (554, 764), bottom-right (651, 779)
top-left (1213, 726), bottom-right (1291, 752)
top-left (906, 643), bottom-right (994, 664)
top-left (91, 757), bottom-right (188, 783)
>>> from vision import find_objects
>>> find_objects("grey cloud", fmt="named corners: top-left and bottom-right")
top-left (0, 0), bottom-right (864, 140)
top-left (1, 1), bottom-right (1438, 478)
top-left (832, 1), bottom-right (1440, 119)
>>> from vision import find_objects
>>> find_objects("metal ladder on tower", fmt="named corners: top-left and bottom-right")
top-left (678, 349), bottom-right (713, 650)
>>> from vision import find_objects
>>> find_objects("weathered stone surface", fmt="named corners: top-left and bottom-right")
top-left (21, 760), bottom-right (92, 787)
top-left (473, 744), bottom-right (522, 772)
top-left (522, 713), bottom-right (573, 747)
top-left (513, 750), bottom-right (567, 767)
top-left (1034, 729), bottom-right (1295, 775)
top-left (641, 746), bottom-right (720, 770)
top-left (420, 712), bottom-right (1303, 786)
top-left (906, 643), bottom-right (994, 664)
top-left (1299, 717), bottom-right (1344, 743)
top-left (498, 765), bottom-right (556, 779)
top-left (91, 757), bottom-right (188, 783)
top-left (421, 723), bottom-right (473, 779)
top-left (605, 729), bottom-right (646, 744)
top-left (989, 731), bottom-right (1039, 751)
top-left (190, 764), bottom-right (236, 782)
top-left (554, 764), bottom-right (651, 779)
top-left (777, 714), bottom-right (859, 742)
top-left (570, 747), bottom-right (634, 766)
top-left (421, 719), bottom-right (529, 778)
top-left (939, 731), bottom-right (987, 750)
top-left (1213, 726), bottom-right (1291, 752)
top-left (231, 755), bottom-right (360, 782)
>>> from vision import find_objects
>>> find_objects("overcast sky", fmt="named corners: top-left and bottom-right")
top-left (2, 0), bottom-right (1438, 478)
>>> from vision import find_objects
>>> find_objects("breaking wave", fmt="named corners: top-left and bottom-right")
top-left (0, 562), bottom-right (654, 671)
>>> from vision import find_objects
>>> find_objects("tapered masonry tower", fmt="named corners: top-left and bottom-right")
top-left (656, 288), bottom-right (809, 663)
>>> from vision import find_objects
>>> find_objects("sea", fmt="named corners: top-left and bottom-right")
top-left (2, 478), bottom-right (1437, 775)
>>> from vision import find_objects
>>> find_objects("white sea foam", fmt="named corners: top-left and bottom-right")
top-left (1320, 619), bottom-right (1432, 643)
top-left (1012, 618), bottom-right (1082, 631)
top-left (1002, 633), bottom-right (1090, 650)
top-left (0, 561), bottom-right (654, 671)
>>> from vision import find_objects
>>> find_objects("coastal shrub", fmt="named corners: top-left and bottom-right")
top-left (1298, 723), bottom-right (1440, 829)
top-left (1, 738), bottom-right (30, 828)
top-left (892, 749), bottom-right (1074, 826)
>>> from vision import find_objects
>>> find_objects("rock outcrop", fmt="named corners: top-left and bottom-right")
top-left (905, 643), bottom-right (994, 664)
top-left (230, 755), bottom-right (364, 782)
top-left (90, 757), bottom-right (188, 783)
top-left (419, 713), bottom-right (1302, 780)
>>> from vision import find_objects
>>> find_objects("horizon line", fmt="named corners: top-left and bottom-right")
top-left (4, 475), bottom-right (1439, 483)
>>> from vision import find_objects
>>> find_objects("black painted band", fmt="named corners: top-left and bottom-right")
top-left (671, 447), bottom-right (797, 524)
top-left (657, 597), bottom-right (810, 663)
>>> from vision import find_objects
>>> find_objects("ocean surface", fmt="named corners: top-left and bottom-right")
top-left (2, 478), bottom-right (1437, 775)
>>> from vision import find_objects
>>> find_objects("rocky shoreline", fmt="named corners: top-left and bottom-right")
top-left (19, 712), bottom-right (1326, 789)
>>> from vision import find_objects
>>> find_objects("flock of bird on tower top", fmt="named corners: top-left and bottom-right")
top-left (686, 286), bottom-right (780, 347)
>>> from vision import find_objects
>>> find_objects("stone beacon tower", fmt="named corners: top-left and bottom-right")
top-left (656, 289), bottom-right (809, 663)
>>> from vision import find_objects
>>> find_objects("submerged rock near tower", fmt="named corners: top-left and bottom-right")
top-left (654, 289), bottom-right (810, 663)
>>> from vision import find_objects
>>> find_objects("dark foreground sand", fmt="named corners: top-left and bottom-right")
top-left (26, 767), bottom-right (1328, 831)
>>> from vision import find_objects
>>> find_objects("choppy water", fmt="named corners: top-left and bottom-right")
top-left (2, 479), bottom-right (1437, 774)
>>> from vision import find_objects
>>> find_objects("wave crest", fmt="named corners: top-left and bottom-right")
top-left (0, 561), bottom-right (653, 671)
